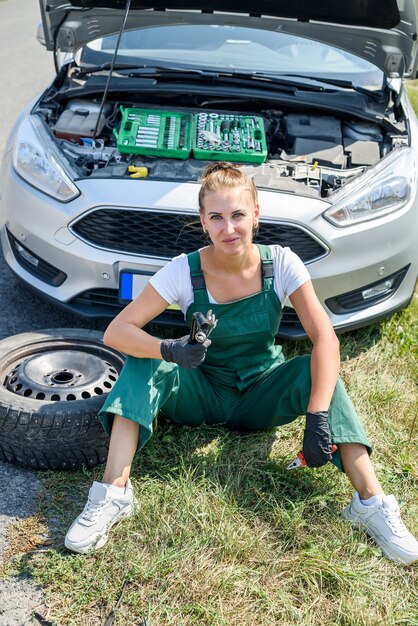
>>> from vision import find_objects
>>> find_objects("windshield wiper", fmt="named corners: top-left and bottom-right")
top-left (72, 62), bottom-right (151, 78)
top-left (73, 62), bottom-right (229, 78)
top-left (72, 64), bottom-right (346, 94)
top-left (73, 64), bottom-right (300, 95)
top-left (275, 73), bottom-right (386, 102)
top-left (128, 66), bottom-right (348, 92)
top-left (73, 63), bottom-right (385, 101)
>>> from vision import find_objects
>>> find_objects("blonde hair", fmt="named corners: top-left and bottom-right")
top-left (198, 162), bottom-right (258, 214)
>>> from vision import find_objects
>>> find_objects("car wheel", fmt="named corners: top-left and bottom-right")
top-left (0, 329), bottom-right (125, 470)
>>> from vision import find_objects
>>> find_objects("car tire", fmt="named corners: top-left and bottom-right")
top-left (0, 329), bottom-right (125, 470)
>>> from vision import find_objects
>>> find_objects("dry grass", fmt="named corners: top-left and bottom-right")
top-left (2, 516), bottom-right (51, 562)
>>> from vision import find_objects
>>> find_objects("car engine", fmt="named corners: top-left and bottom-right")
top-left (34, 90), bottom-right (409, 199)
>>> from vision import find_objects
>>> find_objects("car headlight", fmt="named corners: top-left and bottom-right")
top-left (12, 117), bottom-right (80, 202)
top-left (323, 147), bottom-right (416, 227)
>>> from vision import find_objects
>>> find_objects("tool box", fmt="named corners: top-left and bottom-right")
top-left (114, 108), bottom-right (268, 163)
top-left (114, 107), bottom-right (193, 159)
top-left (192, 112), bottom-right (268, 163)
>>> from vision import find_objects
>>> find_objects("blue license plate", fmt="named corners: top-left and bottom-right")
top-left (119, 270), bottom-right (154, 304)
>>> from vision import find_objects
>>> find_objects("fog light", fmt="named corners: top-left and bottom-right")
top-left (361, 278), bottom-right (396, 300)
top-left (15, 242), bottom-right (39, 268)
top-left (325, 266), bottom-right (409, 314)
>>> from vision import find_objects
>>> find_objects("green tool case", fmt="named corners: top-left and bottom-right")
top-left (192, 113), bottom-right (268, 164)
top-left (114, 107), bottom-right (193, 159)
top-left (114, 108), bottom-right (268, 163)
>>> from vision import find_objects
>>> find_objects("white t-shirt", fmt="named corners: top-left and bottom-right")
top-left (149, 245), bottom-right (310, 316)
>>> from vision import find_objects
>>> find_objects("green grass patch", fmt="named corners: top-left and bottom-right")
top-left (407, 79), bottom-right (418, 115)
top-left (4, 296), bottom-right (417, 625)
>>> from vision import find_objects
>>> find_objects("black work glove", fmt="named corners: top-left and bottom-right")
top-left (302, 410), bottom-right (334, 468)
top-left (160, 335), bottom-right (211, 370)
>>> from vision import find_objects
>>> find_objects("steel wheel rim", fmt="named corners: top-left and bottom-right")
top-left (0, 338), bottom-right (124, 402)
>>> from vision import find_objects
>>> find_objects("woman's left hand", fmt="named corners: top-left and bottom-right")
top-left (303, 411), bottom-right (334, 467)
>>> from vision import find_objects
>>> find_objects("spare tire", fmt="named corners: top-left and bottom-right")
top-left (0, 329), bottom-right (125, 470)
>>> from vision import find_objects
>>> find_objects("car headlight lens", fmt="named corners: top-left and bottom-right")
top-left (324, 147), bottom-right (415, 227)
top-left (12, 117), bottom-right (80, 202)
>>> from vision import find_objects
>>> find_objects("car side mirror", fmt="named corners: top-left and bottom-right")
top-left (36, 22), bottom-right (46, 47)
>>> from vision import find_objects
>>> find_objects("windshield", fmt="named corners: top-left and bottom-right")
top-left (79, 25), bottom-right (385, 90)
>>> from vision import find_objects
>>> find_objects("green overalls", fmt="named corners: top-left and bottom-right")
top-left (98, 244), bottom-right (371, 470)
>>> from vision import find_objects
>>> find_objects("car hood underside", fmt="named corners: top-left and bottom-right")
top-left (39, 0), bottom-right (418, 77)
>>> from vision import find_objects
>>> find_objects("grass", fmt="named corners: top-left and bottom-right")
top-left (2, 86), bottom-right (418, 626)
top-left (406, 80), bottom-right (418, 113)
top-left (2, 295), bottom-right (417, 626)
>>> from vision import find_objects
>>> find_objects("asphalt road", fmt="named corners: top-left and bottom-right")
top-left (0, 1), bottom-right (100, 623)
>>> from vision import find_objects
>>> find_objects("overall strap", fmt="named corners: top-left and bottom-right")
top-left (187, 251), bottom-right (209, 305)
top-left (257, 244), bottom-right (275, 291)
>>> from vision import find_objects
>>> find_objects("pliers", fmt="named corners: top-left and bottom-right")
top-left (287, 445), bottom-right (337, 471)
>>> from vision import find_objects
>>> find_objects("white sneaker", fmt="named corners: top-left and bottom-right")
top-left (65, 479), bottom-right (134, 554)
top-left (342, 493), bottom-right (418, 565)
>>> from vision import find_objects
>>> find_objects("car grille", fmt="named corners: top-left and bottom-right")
top-left (71, 209), bottom-right (327, 263)
top-left (73, 288), bottom-right (120, 308)
top-left (70, 288), bottom-right (304, 337)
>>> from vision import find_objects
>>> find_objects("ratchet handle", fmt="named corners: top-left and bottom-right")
top-left (189, 312), bottom-right (211, 344)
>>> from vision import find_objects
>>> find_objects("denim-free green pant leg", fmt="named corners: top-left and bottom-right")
top-left (98, 355), bottom-right (223, 449)
top-left (98, 356), bottom-right (176, 449)
top-left (231, 355), bottom-right (372, 471)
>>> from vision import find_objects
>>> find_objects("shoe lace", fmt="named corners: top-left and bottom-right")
top-left (384, 507), bottom-right (407, 534)
top-left (81, 496), bottom-right (108, 522)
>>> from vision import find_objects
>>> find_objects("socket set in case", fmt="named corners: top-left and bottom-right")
top-left (192, 113), bottom-right (268, 163)
top-left (114, 108), bottom-right (268, 163)
top-left (114, 107), bottom-right (193, 159)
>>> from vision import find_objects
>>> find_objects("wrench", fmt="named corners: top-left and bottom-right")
top-left (189, 310), bottom-right (217, 344)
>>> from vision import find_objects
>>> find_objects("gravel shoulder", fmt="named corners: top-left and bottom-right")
top-left (0, 467), bottom-right (46, 626)
top-left (0, 1), bottom-right (97, 622)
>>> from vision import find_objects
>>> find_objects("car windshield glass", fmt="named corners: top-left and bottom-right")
top-left (79, 25), bottom-right (385, 90)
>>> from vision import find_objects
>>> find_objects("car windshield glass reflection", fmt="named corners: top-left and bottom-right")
top-left (80, 25), bottom-right (384, 90)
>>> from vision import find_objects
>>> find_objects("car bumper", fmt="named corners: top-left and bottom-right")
top-left (1, 157), bottom-right (417, 339)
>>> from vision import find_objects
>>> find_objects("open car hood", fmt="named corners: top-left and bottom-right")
top-left (39, 0), bottom-right (418, 78)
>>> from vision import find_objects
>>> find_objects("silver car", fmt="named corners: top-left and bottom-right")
top-left (1, 0), bottom-right (417, 338)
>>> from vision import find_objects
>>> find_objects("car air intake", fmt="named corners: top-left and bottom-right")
top-left (71, 208), bottom-right (326, 263)
top-left (69, 288), bottom-right (304, 337)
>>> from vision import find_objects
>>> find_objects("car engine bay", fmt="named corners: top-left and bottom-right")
top-left (34, 85), bottom-right (409, 200)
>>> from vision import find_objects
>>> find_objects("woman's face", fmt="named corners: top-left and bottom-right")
top-left (200, 187), bottom-right (259, 256)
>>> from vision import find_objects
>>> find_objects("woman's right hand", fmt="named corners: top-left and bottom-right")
top-left (160, 336), bottom-right (211, 369)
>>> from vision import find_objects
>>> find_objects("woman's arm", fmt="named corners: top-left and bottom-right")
top-left (103, 283), bottom-right (171, 358)
top-left (289, 281), bottom-right (340, 412)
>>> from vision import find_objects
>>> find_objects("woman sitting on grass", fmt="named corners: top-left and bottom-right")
top-left (65, 161), bottom-right (418, 565)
